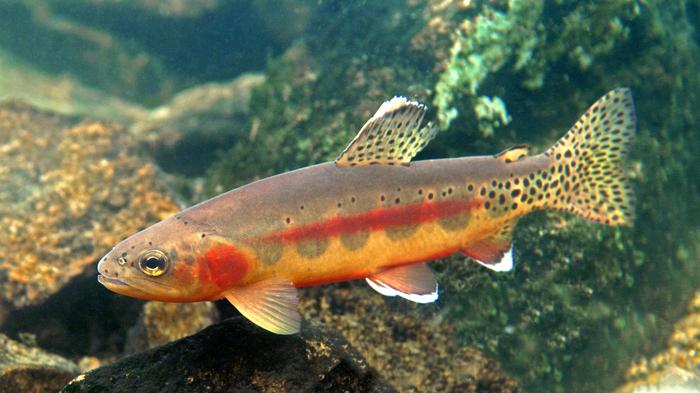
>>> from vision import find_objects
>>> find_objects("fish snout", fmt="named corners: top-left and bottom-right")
top-left (97, 253), bottom-right (118, 278)
top-left (97, 255), bottom-right (107, 273)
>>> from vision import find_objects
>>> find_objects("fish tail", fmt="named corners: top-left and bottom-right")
top-left (544, 88), bottom-right (636, 225)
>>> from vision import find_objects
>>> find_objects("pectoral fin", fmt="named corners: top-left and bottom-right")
top-left (224, 279), bottom-right (301, 335)
top-left (366, 263), bottom-right (438, 303)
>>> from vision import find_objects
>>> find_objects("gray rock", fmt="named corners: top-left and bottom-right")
top-left (0, 333), bottom-right (79, 393)
top-left (131, 73), bottom-right (265, 177)
top-left (62, 316), bottom-right (396, 393)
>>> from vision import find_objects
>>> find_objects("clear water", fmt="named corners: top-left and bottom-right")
top-left (0, 1), bottom-right (698, 392)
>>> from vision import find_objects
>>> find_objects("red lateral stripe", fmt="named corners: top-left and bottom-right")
top-left (265, 198), bottom-right (481, 243)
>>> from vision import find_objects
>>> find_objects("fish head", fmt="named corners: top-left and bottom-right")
top-left (97, 216), bottom-right (228, 302)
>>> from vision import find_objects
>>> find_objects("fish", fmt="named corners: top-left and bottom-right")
top-left (97, 89), bottom-right (636, 335)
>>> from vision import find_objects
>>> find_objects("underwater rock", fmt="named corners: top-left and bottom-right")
top-left (0, 333), bottom-right (79, 393)
top-left (62, 316), bottom-right (395, 393)
top-left (615, 292), bottom-right (700, 393)
top-left (131, 73), bottom-right (265, 177)
top-left (0, 47), bottom-right (147, 124)
top-left (0, 1), bottom-right (299, 104)
top-left (125, 302), bottom-right (219, 353)
top-left (299, 284), bottom-right (521, 393)
top-left (80, 0), bottom-right (224, 18)
top-left (0, 101), bottom-right (180, 309)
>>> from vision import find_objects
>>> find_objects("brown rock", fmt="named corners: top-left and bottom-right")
top-left (0, 101), bottom-right (180, 309)
top-left (299, 284), bottom-right (521, 393)
top-left (125, 302), bottom-right (219, 353)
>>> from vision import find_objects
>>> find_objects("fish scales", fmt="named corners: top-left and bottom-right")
top-left (97, 90), bottom-right (636, 334)
top-left (191, 155), bottom-right (548, 288)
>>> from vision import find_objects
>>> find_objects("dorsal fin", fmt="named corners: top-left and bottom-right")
top-left (494, 144), bottom-right (530, 163)
top-left (335, 97), bottom-right (439, 167)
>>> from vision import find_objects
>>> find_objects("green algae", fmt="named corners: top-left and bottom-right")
top-left (433, 0), bottom-right (543, 133)
top-left (433, 0), bottom-right (639, 137)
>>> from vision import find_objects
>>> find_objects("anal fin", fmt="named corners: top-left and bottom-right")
top-left (461, 224), bottom-right (515, 272)
top-left (366, 263), bottom-right (438, 303)
top-left (224, 279), bottom-right (301, 335)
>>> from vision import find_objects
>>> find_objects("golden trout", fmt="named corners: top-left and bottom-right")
top-left (98, 89), bottom-right (636, 334)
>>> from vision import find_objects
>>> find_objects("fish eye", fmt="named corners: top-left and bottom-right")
top-left (138, 249), bottom-right (169, 277)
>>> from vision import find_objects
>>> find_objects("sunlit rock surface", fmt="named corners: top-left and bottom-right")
top-left (0, 101), bottom-right (180, 309)
top-left (616, 292), bottom-right (700, 393)
top-left (62, 316), bottom-right (395, 393)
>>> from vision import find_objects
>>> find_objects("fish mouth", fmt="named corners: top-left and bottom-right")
top-left (97, 274), bottom-right (151, 299)
top-left (97, 274), bottom-right (128, 287)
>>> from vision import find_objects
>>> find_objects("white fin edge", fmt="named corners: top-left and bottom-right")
top-left (365, 278), bottom-right (439, 304)
top-left (475, 245), bottom-right (514, 272)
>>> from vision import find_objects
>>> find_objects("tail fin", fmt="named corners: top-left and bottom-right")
top-left (545, 88), bottom-right (636, 225)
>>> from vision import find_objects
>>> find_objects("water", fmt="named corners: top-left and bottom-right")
top-left (0, 1), bottom-right (698, 392)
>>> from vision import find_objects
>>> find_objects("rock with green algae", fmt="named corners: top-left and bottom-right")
top-left (433, 0), bottom-right (542, 132)
top-left (61, 316), bottom-right (396, 393)
top-left (0, 101), bottom-right (180, 309)
top-left (431, 0), bottom-right (639, 135)
top-left (0, 333), bottom-right (79, 393)
top-left (433, 0), bottom-right (700, 391)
